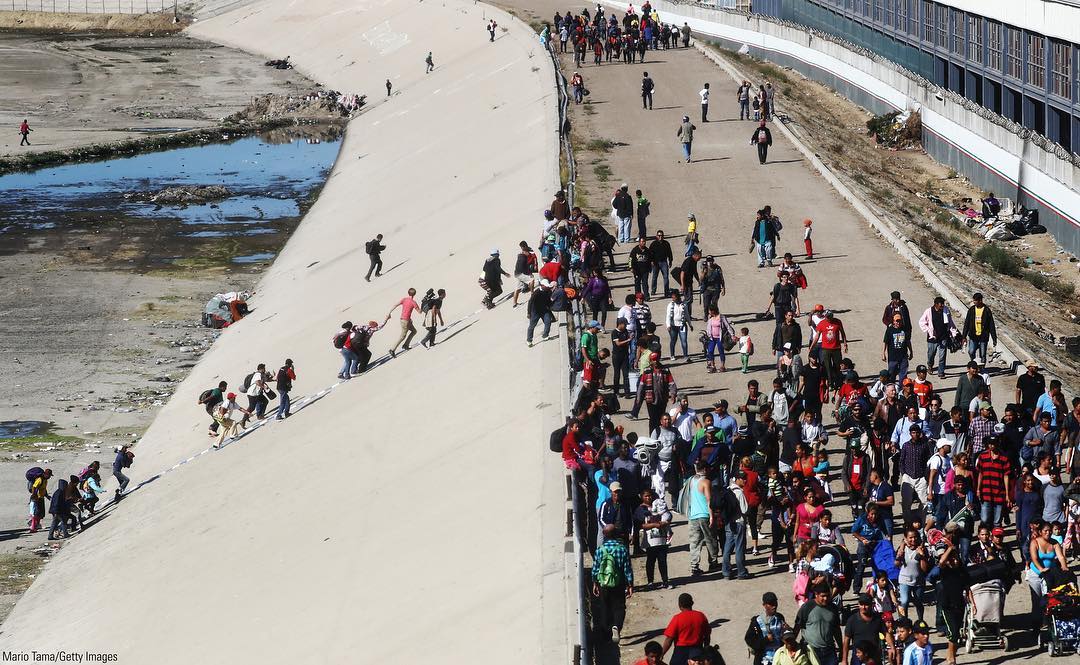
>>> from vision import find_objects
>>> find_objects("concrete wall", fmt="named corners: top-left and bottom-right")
top-left (0, 0), bottom-right (171, 12)
top-left (631, 0), bottom-right (1080, 255)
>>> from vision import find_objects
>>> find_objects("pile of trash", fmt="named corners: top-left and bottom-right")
top-left (948, 195), bottom-right (1047, 241)
top-left (228, 90), bottom-right (362, 123)
top-left (202, 290), bottom-right (251, 329)
top-left (264, 56), bottom-right (293, 70)
top-left (866, 109), bottom-right (922, 149)
top-left (124, 185), bottom-right (232, 205)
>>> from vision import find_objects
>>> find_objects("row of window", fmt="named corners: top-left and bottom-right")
top-left (810, 0), bottom-right (1075, 100)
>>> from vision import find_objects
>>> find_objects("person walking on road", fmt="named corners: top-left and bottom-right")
top-left (593, 525), bottom-right (634, 645)
top-left (275, 359), bottom-right (296, 420)
top-left (677, 116), bottom-right (696, 163)
top-left (680, 22), bottom-right (691, 47)
top-left (527, 280), bottom-right (555, 347)
top-left (699, 83), bottom-right (710, 122)
top-left (386, 287), bottom-right (420, 356)
top-left (636, 189), bottom-right (651, 240)
top-left (961, 292), bottom-right (997, 366)
top-left (19, 119), bottom-right (31, 146)
top-left (386, 79), bottom-right (392, 97)
top-left (425, 51), bottom-right (434, 73)
top-left (487, 20), bottom-right (497, 42)
top-left (365, 234), bottom-right (385, 281)
top-left (642, 72), bottom-right (655, 110)
top-left (199, 380), bottom-right (228, 436)
top-left (512, 241), bottom-right (538, 307)
top-left (650, 229), bottom-right (673, 297)
top-left (737, 81), bottom-right (752, 120)
top-left (749, 209), bottom-right (780, 268)
top-left (612, 184), bottom-right (635, 244)
top-left (751, 120), bottom-right (773, 164)
top-left (918, 297), bottom-right (958, 380)
top-left (687, 460), bottom-right (719, 576)
top-left (420, 289), bottom-right (446, 348)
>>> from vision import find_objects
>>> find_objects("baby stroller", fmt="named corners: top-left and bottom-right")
top-left (1044, 582), bottom-right (1080, 656)
top-left (961, 580), bottom-right (1009, 653)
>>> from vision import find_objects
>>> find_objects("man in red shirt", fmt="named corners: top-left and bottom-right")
top-left (662, 593), bottom-right (711, 665)
top-left (812, 309), bottom-right (848, 393)
top-left (975, 437), bottom-right (1012, 527)
top-left (561, 420), bottom-right (583, 471)
top-left (385, 287), bottom-right (420, 357)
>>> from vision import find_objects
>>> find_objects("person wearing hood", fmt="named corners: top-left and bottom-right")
top-left (480, 249), bottom-right (510, 309)
top-left (48, 479), bottom-right (72, 540)
top-left (113, 445), bottom-right (134, 498)
top-left (750, 120), bottom-right (773, 164)
top-left (677, 116), bottom-right (695, 163)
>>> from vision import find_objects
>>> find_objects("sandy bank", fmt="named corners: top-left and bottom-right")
top-left (0, 0), bottom-right (567, 661)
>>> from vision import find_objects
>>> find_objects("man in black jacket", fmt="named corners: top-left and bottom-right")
top-left (275, 359), bottom-right (295, 420)
top-left (648, 229), bottom-right (672, 297)
top-left (526, 280), bottom-right (555, 347)
top-left (750, 120), bottom-right (773, 164)
top-left (629, 236), bottom-right (653, 299)
top-left (365, 233), bottom-right (385, 281)
top-left (881, 290), bottom-right (912, 335)
top-left (641, 71), bottom-right (654, 109)
top-left (612, 184), bottom-right (634, 244)
top-left (961, 292), bottom-right (997, 366)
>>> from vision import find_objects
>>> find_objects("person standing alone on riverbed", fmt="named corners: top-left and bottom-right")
top-left (386, 288), bottom-right (420, 357)
top-left (19, 119), bottom-right (31, 146)
top-left (365, 234), bottom-right (385, 281)
top-left (425, 51), bottom-right (435, 74)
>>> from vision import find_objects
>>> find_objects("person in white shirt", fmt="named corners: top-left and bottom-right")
top-left (669, 396), bottom-right (699, 441)
top-left (213, 392), bottom-right (250, 448)
top-left (868, 369), bottom-right (896, 403)
top-left (926, 439), bottom-right (952, 515)
top-left (666, 290), bottom-right (689, 360)
top-left (699, 82), bottom-right (710, 122)
top-left (617, 294), bottom-right (638, 359)
top-left (769, 377), bottom-right (791, 426)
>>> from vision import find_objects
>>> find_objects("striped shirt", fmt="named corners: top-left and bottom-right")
top-left (976, 451), bottom-right (1012, 503)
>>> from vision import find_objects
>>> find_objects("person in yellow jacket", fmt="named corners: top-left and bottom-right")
top-left (28, 469), bottom-right (52, 533)
top-left (773, 631), bottom-right (813, 665)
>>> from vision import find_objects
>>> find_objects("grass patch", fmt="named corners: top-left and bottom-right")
top-left (593, 162), bottom-right (612, 182)
top-left (583, 101), bottom-right (597, 116)
top-left (0, 554), bottom-right (45, 596)
top-left (973, 244), bottom-right (1023, 277)
top-left (1024, 271), bottom-right (1076, 301)
top-left (934, 211), bottom-right (955, 225)
top-left (586, 138), bottom-right (618, 153)
top-left (0, 434), bottom-right (84, 452)
top-left (757, 63), bottom-right (791, 85)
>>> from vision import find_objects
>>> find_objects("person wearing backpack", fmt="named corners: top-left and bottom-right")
top-left (27, 468), bottom-right (52, 533)
top-left (243, 364), bottom-right (272, 424)
top-left (592, 524), bottom-right (634, 645)
top-left (198, 380), bottom-right (228, 437)
top-left (745, 592), bottom-right (788, 665)
top-left (750, 119), bottom-right (773, 165)
top-left (512, 242), bottom-right (538, 308)
top-left (721, 471), bottom-right (752, 580)
top-left (48, 478), bottom-right (73, 540)
top-left (274, 359), bottom-right (296, 420)
top-left (364, 233), bottom-right (385, 282)
top-left (113, 446), bottom-right (134, 497)
top-left (420, 289), bottom-right (446, 348)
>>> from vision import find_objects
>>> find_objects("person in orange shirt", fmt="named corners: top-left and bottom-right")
top-left (910, 365), bottom-right (934, 411)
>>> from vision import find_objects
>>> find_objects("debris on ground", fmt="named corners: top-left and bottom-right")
top-left (124, 185), bottom-right (232, 205)
top-left (265, 56), bottom-right (292, 70)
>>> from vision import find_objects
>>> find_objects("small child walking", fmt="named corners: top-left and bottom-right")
top-left (813, 449), bottom-right (832, 500)
top-left (803, 218), bottom-right (814, 259)
top-left (738, 327), bottom-right (753, 373)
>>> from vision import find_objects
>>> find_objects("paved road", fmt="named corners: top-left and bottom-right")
top-left (492, 2), bottom-right (1060, 663)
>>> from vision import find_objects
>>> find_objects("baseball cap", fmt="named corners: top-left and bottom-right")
top-left (609, 482), bottom-right (623, 491)
top-left (705, 425), bottom-right (717, 433)
top-left (979, 401), bottom-right (992, 410)
top-left (588, 319), bottom-right (600, 328)
top-left (936, 438), bottom-right (952, 449)
top-left (783, 342), bottom-right (792, 350)
top-left (890, 290), bottom-right (901, 299)
top-left (857, 592), bottom-right (872, 605)
top-left (825, 309), bottom-right (834, 316)
top-left (226, 392), bottom-right (237, 400)
top-left (781, 630), bottom-right (796, 641)
top-left (916, 364), bottom-right (928, 373)
top-left (991, 527), bottom-right (1005, 537)
top-left (649, 352), bottom-right (660, 361)
top-left (491, 248), bottom-right (500, 255)
top-left (912, 620), bottom-right (930, 634)
top-left (762, 592), bottom-right (778, 605)
top-left (733, 469), bottom-right (748, 481)
top-left (813, 304), bottom-right (824, 311)
top-left (714, 399), bottom-right (729, 409)
top-left (878, 369), bottom-right (890, 377)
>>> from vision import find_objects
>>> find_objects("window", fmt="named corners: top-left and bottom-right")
top-left (1028, 34), bottom-right (1046, 88)
top-left (884, 0), bottom-right (893, 28)
top-left (1006, 28), bottom-right (1022, 80)
top-left (922, 1), bottom-right (933, 42)
top-left (936, 4), bottom-right (948, 48)
top-left (951, 9), bottom-right (964, 55)
top-left (1051, 41), bottom-right (1071, 98)
top-left (967, 15), bottom-right (983, 64)
top-left (987, 21), bottom-right (1002, 71)
top-left (873, 0), bottom-right (882, 22)
top-left (897, 0), bottom-right (909, 34)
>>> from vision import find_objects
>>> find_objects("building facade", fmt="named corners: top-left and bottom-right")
top-left (751, 0), bottom-right (1080, 154)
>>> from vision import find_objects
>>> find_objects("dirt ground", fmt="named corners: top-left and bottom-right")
top-left (0, 31), bottom-right (304, 157)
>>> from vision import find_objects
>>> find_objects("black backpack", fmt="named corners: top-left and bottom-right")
top-left (715, 487), bottom-right (742, 525)
top-left (420, 289), bottom-right (437, 313)
top-left (241, 371), bottom-right (257, 393)
top-left (365, 239), bottom-right (377, 254)
top-left (549, 421), bottom-right (568, 453)
top-left (332, 331), bottom-right (349, 349)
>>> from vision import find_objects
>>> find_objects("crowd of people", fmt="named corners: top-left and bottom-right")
top-left (25, 447), bottom-right (134, 540)
top-left (551, 2), bottom-right (693, 68)
top-left (540, 7), bottom-right (1080, 665)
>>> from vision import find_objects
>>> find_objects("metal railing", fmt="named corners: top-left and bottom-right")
top-left (0, 0), bottom-right (173, 12)
top-left (544, 38), bottom-right (590, 665)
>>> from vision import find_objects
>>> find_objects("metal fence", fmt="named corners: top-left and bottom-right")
top-left (544, 39), bottom-right (590, 665)
top-left (0, 0), bottom-right (174, 12)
